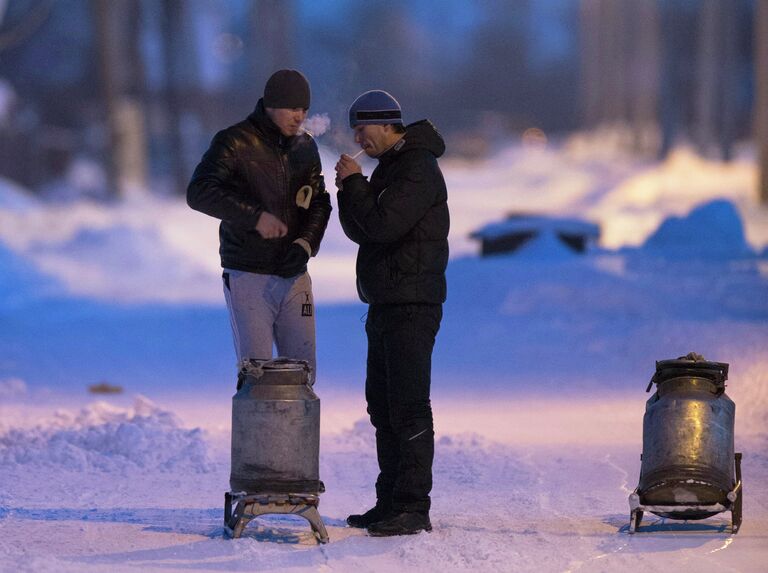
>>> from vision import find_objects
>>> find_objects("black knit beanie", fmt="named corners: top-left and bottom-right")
top-left (263, 69), bottom-right (310, 109)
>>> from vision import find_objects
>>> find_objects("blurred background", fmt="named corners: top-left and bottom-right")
top-left (2, 6), bottom-right (768, 567)
top-left (0, 0), bottom-right (765, 201)
top-left (1, 0), bottom-right (767, 399)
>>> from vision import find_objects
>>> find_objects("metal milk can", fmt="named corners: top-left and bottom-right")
top-left (629, 354), bottom-right (742, 533)
top-left (229, 358), bottom-right (322, 493)
top-left (225, 358), bottom-right (328, 543)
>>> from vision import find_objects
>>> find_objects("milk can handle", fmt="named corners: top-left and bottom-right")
top-left (645, 376), bottom-right (655, 393)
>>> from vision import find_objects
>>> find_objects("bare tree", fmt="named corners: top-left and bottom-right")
top-left (250, 0), bottom-right (295, 82)
top-left (695, 0), bottom-right (739, 161)
top-left (579, 0), bottom-right (660, 154)
top-left (160, 0), bottom-right (188, 195)
top-left (0, 0), bottom-right (53, 53)
top-left (91, 0), bottom-right (147, 198)
top-left (757, 0), bottom-right (768, 203)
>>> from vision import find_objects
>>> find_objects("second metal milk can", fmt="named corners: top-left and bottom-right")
top-left (629, 353), bottom-right (743, 533)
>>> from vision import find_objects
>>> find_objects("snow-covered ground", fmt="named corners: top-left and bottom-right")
top-left (1, 136), bottom-right (767, 572)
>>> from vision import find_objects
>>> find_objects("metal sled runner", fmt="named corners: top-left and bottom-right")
top-left (224, 491), bottom-right (329, 543)
top-left (629, 452), bottom-right (743, 534)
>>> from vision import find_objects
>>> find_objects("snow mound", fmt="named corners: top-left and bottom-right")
top-left (513, 229), bottom-right (579, 261)
top-left (326, 419), bottom-right (537, 490)
top-left (0, 377), bottom-right (27, 399)
top-left (0, 396), bottom-right (214, 473)
top-left (35, 224), bottom-right (181, 275)
top-left (325, 418), bottom-right (377, 451)
top-left (0, 239), bottom-right (58, 305)
top-left (642, 199), bottom-right (753, 259)
top-left (28, 224), bottom-right (217, 302)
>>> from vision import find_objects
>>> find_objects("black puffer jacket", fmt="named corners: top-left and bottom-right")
top-left (338, 120), bottom-right (449, 305)
top-left (187, 100), bottom-right (332, 274)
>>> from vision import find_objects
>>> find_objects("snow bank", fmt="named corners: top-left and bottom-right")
top-left (642, 199), bottom-right (754, 259)
top-left (0, 239), bottom-right (59, 306)
top-left (588, 146), bottom-right (760, 249)
top-left (29, 223), bottom-right (219, 302)
top-left (512, 229), bottom-right (580, 261)
top-left (0, 377), bottom-right (27, 399)
top-left (1, 138), bottom-right (764, 305)
top-left (0, 396), bottom-right (214, 473)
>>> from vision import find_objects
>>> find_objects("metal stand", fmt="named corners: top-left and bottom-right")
top-left (224, 491), bottom-right (329, 543)
top-left (629, 452), bottom-right (743, 534)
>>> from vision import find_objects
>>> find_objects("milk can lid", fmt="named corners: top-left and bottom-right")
top-left (646, 353), bottom-right (729, 392)
top-left (238, 358), bottom-right (311, 385)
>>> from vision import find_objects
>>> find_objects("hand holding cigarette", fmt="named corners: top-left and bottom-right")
top-left (335, 150), bottom-right (363, 182)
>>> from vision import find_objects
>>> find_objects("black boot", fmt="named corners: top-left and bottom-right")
top-left (346, 504), bottom-right (390, 528)
top-left (367, 511), bottom-right (432, 536)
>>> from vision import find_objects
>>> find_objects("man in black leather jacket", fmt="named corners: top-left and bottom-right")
top-left (188, 69), bottom-right (331, 383)
top-left (335, 90), bottom-right (449, 536)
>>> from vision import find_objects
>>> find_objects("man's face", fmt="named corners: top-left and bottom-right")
top-left (354, 124), bottom-right (392, 157)
top-left (266, 107), bottom-right (308, 137)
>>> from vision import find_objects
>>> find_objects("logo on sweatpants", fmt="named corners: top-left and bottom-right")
top-left (302, 294), bottom-right (313, 317)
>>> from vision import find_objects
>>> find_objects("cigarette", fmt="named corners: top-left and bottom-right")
top-left (350, 149), bottom-right (365, 160)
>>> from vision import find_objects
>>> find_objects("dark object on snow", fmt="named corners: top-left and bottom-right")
top-left (470, 213), bottom-right (600, 256)
top-left (629, 353), bottom-right (742, 534)
top-left (225, 358), bottom-right (327, 543)
top-left (88, 382), bottom-right (123, 395)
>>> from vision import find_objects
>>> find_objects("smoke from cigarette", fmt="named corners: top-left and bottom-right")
top-left (301, 113), bottom-right (331, 137)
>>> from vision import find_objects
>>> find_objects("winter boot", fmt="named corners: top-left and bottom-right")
top-left (367, 511), bottom-right (432, 536)
top-left (346, 504), bottom-right (390, 528)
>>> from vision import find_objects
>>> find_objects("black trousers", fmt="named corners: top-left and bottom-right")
top-left (365, 303), bottom-right (442, 513)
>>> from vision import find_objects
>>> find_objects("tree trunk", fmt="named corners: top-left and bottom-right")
top-left (91, 0), bottom-right (120, 197)
top-left (91, 0), bottom-right (147, 198)
top-left (161, 0), bottom-right (188, 195)
top-left (696, 0), bottom-right (739, 161)
top-left (627, 0), bottom-right (660, 154)
top-left (250, 0), bottom-right (295, 83)
top-left (579, 0), bottom-right (602, 127)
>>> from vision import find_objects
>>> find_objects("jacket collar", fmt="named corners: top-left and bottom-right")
top-left (377, 120), bottom-right (445, 163)
top-left (248, 99), bottom-right (294, 148)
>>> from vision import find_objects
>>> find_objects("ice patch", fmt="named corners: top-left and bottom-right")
top-left (0, 396), bottom-right (214, 473)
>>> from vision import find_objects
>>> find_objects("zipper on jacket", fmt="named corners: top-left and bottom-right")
top-left (277, 150), bottom-right (290, 227)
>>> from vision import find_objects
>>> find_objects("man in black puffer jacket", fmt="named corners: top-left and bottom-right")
top-left (188, 69), bottom-right (331, 383)
top-left (336, 90), bottom-right (449, 536)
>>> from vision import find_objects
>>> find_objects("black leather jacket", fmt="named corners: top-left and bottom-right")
top-left (187, 100), bottom-right (332, 274)
top-left (338, 120), bottom-right (449, 305)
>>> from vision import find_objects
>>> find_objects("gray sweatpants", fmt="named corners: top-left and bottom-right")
top-left (223, 269), bottom-right (316, 383)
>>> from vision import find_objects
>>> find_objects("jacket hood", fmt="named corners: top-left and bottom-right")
top-left (384, 120), bottom-right (445, 160)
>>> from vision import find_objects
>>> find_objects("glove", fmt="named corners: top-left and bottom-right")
top-left (275, 243), bottom-right (309, 278)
